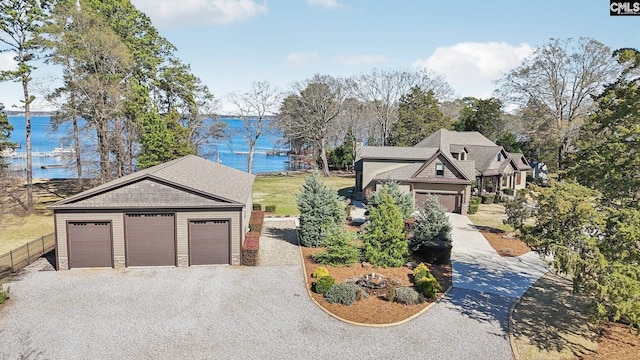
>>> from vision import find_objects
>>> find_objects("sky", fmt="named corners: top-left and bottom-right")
top-left (0, 0), bottom-right (638, 114)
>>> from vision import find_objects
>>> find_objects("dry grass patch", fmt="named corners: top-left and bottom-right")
top-left (468, 203), bottom-right (513, 232)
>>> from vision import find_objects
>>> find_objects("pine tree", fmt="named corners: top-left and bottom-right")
top-left (137, 108), bottom-right (195, 169)
top-left (362, 192), bottom-right (408, 267)
top-left (389, 86), bottom-right (449, 146)
top-left (297, 172), bottom-right (345, 247)
top-left (0, 104), bottom-right (13, 167)
top-left (410, 194), bottom-right (452, 252)
top-left (312, 224), bottom-right (360, 266)
top-left (367, 180), bottom-right (414, 218)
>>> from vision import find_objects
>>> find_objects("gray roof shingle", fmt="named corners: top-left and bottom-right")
top-left (50, 155), bottom-right (255, 209)
top-left (360, 146), bottom-right (438, 160)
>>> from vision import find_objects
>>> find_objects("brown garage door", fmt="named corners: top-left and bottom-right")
top-left (415, 192), bottom-right (461, 213)
top-left (189, 220), bottom-right (230, 265)
top-left (125, 213), bottom-right (175, 266)
top-left (67, 221), bottom-right (113, 269)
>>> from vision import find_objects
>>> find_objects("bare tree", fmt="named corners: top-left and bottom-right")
top-left (278, 74), bottom-right (344, 176)
top-left (497, 37), bottom-right (620, 169)
top-left (228, 81), bottom-right (282, 173)
top-left (347, 68), bottom-right (453, 146)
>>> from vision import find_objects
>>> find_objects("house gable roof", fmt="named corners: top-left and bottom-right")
top-left (372, 150), bottom-right (472, 185)
top-left (359, 146), bottom-right (438, 161)
top-left (50, 155), bottom-right (255, 209)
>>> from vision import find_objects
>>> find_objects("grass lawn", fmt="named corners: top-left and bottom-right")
top-left (252, 173), bottom-right (354, 216)
top-left (467, 203), bottom-right (513, 232)
top-left (0, 214), bottom-right (54, 254)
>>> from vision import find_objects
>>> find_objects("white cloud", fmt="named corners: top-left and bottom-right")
top-left (307, 0), bottom-right (343, 9)
top-left (286, 51), bottom-right (319, 66)
top-left (413, 42), bottom-right (533, 98)
top-left (0, 52), bottom-right (16, 71)
top-left (132, 0), bottom-right (269, 27)
top-left (334, 54), bottom-right (387, 66)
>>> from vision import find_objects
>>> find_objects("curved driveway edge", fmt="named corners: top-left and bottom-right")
top-left (0, 214), bottom-right (547, 360)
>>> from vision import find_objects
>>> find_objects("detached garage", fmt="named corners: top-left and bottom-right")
top-left (49, 155), bottom-right (255, 270)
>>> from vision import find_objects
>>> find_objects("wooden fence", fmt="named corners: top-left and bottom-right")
top-left (0, 233), bottom-right (55, 278)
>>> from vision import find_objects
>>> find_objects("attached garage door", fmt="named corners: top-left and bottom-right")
top-left (125, 213), bottom-right (175, 266)
top-left (189, 220), bottom-right (230, 265)
top-left (67, 221), bottom-right (113, 269)
top-left (415, 192), bottom-right (461, 213)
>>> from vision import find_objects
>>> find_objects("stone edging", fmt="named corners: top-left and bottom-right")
top-left (296, 228), bottom-right (451, 327)
top-left (508, 270), bottom-right (551, 360)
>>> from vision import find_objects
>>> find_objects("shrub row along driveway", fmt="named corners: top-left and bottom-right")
top-left (0, 217), bottom-right (546, 359)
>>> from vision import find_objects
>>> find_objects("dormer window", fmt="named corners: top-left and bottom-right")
top-left (460, 152), bottom-right (465, 160)
top-left (436, 163), bottom-right (444, 176)
top-left (497, 153), bottom-right (502, 161)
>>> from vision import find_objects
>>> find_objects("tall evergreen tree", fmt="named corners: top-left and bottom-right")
top-left (0, 0), bottom-right (48, 210)
top-left (568, 48), bottom-right (640, 208)
top-left (296, 172), bottom-right (345, 247)
top-left (410, 194), bottom-right (452, 252)
top-left (389, 86), bottom-right (448, 146)
top-left (362, 192), bottom-right (408, 267)
top-left (136, 108), bottom-right (195, 169)
top-left (367, 180), bottom-right (414, 219)
top-left (0, 104), bottom-right (13, 165)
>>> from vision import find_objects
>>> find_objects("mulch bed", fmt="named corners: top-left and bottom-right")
top-left (480, 230), bottom-right (530, 257)
top-left (301, 247), bottom-right (451, 324)
top-left (586, 323), bottom-right (640, 360)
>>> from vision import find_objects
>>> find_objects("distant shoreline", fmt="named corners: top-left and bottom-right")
top-left (4, 111), bottom-right (275, 119)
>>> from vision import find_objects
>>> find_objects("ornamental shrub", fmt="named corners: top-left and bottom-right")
top-left (415, 276), bottom-right (441, 299)
top-left (471, 196), bottom-right (482, 205)
top-left (367, 179), bottom-right (415, 219)
top-left (323, 283), bottom-right (359, 306)
top-left (410, 195), bottom-right (452, 253)
top-left (313, 275), bottom-right (335, 295)
top-left (481, 194), bottom-right (495, 204)
top-left (297, 172), bottom-right (345, 247)
top-left (502, 188), bottom-right (514, 196)
top-left (265, 205), bottom-right (277, 213)
top-left (362, 193), bottom-right (408, 267)
top-left (0, 285), bottom-right (10, 305)
top-left (394, 286), bottom-right (423, 305)
top-left (252, 203), bottom-right (262, 210)
top-left (412, 263), bottom-right (431, 281)
top-left (385, 286), bottom-right (397, 302)
top-left (312, 225), bottom-right (360, 266)
top-left (311, 266), bottom-right (330, 279)
top-left (468, 203), bottom-right (479, 215)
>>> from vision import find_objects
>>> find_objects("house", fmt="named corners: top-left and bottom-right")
top-left (354, 129), bottom-right (530, 214)
top-left (49, 155), bottom-right (255, 270)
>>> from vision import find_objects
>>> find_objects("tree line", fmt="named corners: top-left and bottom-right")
top-left (0, 0), bottom-right (628, 213)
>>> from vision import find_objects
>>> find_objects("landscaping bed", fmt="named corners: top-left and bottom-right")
top-left (301, 247), bottom-right (451, 325)
top-left (479, 229), bottom-right (530, 257)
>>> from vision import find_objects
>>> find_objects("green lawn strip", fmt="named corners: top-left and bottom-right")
top-left (253, 173), bottom-right (354, 216)
top-left (0, 214), bottom-right (55, 254)
top-left (467, 203), bottom-right (513, 232)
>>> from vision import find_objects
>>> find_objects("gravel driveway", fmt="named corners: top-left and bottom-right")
top-left (0, 215), bottom-right (547, 359)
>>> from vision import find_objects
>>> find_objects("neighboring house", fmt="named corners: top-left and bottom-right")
top-left (355, 128), bottom-right (530, 214)
top-left (49, 155), bottom-right (255, 270)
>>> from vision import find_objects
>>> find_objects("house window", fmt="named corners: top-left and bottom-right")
top-left (461, 152), bottom-right (465, 160)
top-left (497, 153), bottom-right (502, 161)
top-left (516, 172), bottom-right (522, 185)
top-left (436, 163), bottom-right (444, 176)
top-left (502, 176), bottom-right (507, 187)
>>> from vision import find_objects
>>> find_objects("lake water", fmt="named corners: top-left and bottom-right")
top-left (6, 116), bottom-right (294, 178)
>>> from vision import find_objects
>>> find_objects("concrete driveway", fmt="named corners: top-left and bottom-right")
top-left (0, 216), bottom-right (547, 359)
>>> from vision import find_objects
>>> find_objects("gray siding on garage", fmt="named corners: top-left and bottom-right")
top-left (189, 220), bottom-right (230, 265)
top-left (67, 221), bottom-right (113, 269)
top-left (125, 213), bottom-right (176, 267)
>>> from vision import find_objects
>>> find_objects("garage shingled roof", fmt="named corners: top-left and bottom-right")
top-left (49, 155), bottom-right (255, 209)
